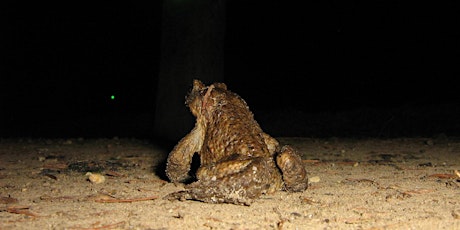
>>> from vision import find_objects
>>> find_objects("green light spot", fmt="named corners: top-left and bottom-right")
top-left (111, 95), bottom-right (115, 100)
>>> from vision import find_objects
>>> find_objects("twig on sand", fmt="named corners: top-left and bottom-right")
top-left (94, 195), bottom-right (158, 203)
top-left (2, 205), bottom-right (41, 217)
top-left (428, 173), bottom-right (457, 179)
top-left (69, 221), bottom-right (126, 230)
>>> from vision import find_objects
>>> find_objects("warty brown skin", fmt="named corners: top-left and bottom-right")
top-left (165, 79), bottom-right (308, 205)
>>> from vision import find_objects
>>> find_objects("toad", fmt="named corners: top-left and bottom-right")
top-left (165, 79), bottom-right (308, 205)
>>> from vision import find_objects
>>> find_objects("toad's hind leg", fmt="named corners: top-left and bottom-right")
top-left (166, 157), bottom-right (282, 205)
top-left (276, 145), bottom-right (308, 192)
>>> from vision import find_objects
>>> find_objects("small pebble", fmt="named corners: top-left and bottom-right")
top-left (309, 176), bottom-right (320, 183)
top-left (86, 172), bottom-right (105, 184)
top-left (64, 139), bottom-right (73, 145)
top-left (425, 139), bottom-right (434, 146)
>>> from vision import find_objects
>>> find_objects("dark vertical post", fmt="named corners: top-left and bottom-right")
top-left (154, 0), bottom-right (226, 141)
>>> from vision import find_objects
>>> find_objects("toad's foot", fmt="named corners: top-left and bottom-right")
top-left (163, 190), bottom-right (194, 202)
top-left (163, 186), bottom-right (254, 206)
top-left (276, 145), bottom-right (308, 192)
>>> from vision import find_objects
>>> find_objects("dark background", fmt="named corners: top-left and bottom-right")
top-left (2, 1), bottom-right (459, 139)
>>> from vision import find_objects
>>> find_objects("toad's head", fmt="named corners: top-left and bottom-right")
top-left (185, 79), bottom-right (227, 118)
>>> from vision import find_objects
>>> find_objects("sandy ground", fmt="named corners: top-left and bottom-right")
top-left (1, 137), bottom-right (459, 229)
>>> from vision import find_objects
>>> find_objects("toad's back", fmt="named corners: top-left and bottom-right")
top-left (199, 87), bottom-right (270, 165)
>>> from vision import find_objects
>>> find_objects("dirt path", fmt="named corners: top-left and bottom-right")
top-left (1, 137), bottom-right (459, 229)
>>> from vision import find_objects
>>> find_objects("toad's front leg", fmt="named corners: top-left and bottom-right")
top-left (166, 157), bottom-right (283, 205)
top-left (166, 123), bottom-right (204, 182)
